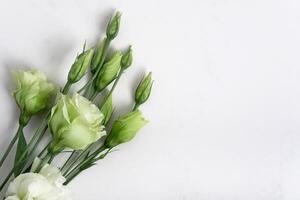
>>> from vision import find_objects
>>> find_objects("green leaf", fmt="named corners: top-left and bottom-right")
top-left (100, 93), bottom-right (113, 125)
top-left (14, 126), bottom-right (27, 176)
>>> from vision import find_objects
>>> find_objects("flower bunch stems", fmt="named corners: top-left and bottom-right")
top-left (64, 145), bottom-right (108, 184)
top-left (0, 125), bottom-right (23, 167)
top-left (0, 118), bottom-right (48, 191)
top-left (34, 151), bottom-right (54, 172)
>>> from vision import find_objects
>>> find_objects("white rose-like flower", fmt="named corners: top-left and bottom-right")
top-left (48, 93), bottom-right (106, 153)
top-left (12, 70), bottom-right (55, 125)
top-left (5, 159), bottom-right (72, 200)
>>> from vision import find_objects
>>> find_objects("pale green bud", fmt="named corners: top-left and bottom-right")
top-left (104, 110), bottom-right (148, 148)
top-left (12, 70), bottom-right (55, 124)
top-left (100, 93), bottom-right (113, 125)
top-left (68, 48), bottom-right (94, 83)
top-left (91, 37), bottom-right (107, 74)
top-left (94, 51), bottom-right (122, 92)
top-left (106, 11), bottom-right (121, 40)
top-left (135, 72), bottom-right (153, 106)
top-left (48, 93), bottom-right (106, 153)
top-left (121, 46), bottom-right (133, 70)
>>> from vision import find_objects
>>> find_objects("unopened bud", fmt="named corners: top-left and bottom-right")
top-left (91, 37), bottom-right (107, 74)
top-left (94, 51), bottom-right (122, 92)
top-left (100, 93), bottom-right (113, 125)
top-left (121, 46), bottom-right (133, 70)
top-left (68, 48), bottom-right (94, 83)
top-left (106, 11), bottom-right (121, 40)
top-left (135, 72), bottom-right (153, 106)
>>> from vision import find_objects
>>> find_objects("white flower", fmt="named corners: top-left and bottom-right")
top-left (12, 70), bottom-right (55, 118)
top-left (5, 159), bottom-right (72, 200)
top-left (48, 93), bottom-right (106, 152)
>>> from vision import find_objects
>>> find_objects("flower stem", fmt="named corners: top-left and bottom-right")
top-left (98, 69), bottom-right (123, 107)
top-left (61, 151), bottom-right (79, 175)
top-left (34, 151), bottom-right (53, 172)
top-left (133, 103), bottom-right (140, 111)
top-left (89, 90), bottom-right (98, 101)
top-left (62, 143), bottom-right (95, 176)
top-left (0, 118), bottom-right (47, 192)
top-left (38, 142), bottom-right (50, 158)
top-left (62, 81), bottom-right (72, 94)
top-left (0, 125), bottom-right (23, 168)
top-left (64, 145), bottom-right (107, 184)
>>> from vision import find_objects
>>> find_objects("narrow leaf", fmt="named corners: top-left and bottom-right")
top-left (14, 127), bottom-right (27, 176)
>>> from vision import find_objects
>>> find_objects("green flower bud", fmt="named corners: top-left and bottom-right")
top-left (105, 110), bottom-right (148, 148)
top-left (48, 93), bottom-right (106, 153)
top-left (94, 51), bottom-right (122, 92)
top-left (106, 11), bottom-right (121, 40)
top-left (121, 46), bottom-right (133, 70)
top-left (68, 48), bottom-right (94, 83)
top-left (100, 93), bottom-right (113, 125)
top-left (90, 37), bottom-right (107, 74)
top-left (12, 70), bottom-right (55, 123)
top-left (135, 72), bottom-right (153, 106)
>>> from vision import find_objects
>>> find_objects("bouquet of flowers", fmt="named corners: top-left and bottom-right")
top-left (0, 11), bottom-right (153, 199)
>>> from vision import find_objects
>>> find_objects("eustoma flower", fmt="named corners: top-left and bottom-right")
top-left (105, 110), bottom-right (148, 148)
top-left (48, 93), bottom-right (106, 154)
top-left (12, 70), bottom-right (55, 125)
top-left (5, 159), bottom-right (71, 200)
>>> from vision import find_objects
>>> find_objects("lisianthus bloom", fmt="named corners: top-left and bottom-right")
top-left (5, 159), bottom-right (71, 200)
top-left (12, 70), bottom-right (55, 124)
top-left (105, 110), bottom-right (148, 148)
top-left (48, 93), bottom-right (106, 153)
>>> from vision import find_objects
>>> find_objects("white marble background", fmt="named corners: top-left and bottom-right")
top-left (0, 0), bottom-right (299, 199)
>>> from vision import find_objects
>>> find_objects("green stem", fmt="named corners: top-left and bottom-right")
top-left (62, 143), bottom-right (94, 176)
top-left (133, 103), bottom-right (140, 111)
top-left (48, 155), bottom-right (55, 164)
top-left (62, 81), bottom-right (72, 94)
top-left (89, 90), bottom-right (98, 101)
top-left (0, 125), bottom-right (23, 168)
top-left (35, 152), bottom-right (53, 173)
top-left (86, 86), bottom-right (96, 100)
top-left (64, 145), bottom-right (107, 184)
top-left (64, 168), bottom-right (81, 185)
top-left (99, 69), bottom-right (123, 108)
top-left (38, 142), bottom-right (50, 158)
top-left (61, 151), bottom-right (79, 175)
top-left (0, 119), bottom-right (46, 192)
top-left (78, 39), bottom-right (111, 93)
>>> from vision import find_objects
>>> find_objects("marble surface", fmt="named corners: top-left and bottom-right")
top-left (0, 0), bottom-right (299, 199)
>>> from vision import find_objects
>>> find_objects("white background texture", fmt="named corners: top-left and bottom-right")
top-left (0, 0), bottom-right (299, 199)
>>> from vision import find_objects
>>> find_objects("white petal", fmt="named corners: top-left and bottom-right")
top-left (40, 164), bottom-right (65, 187)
